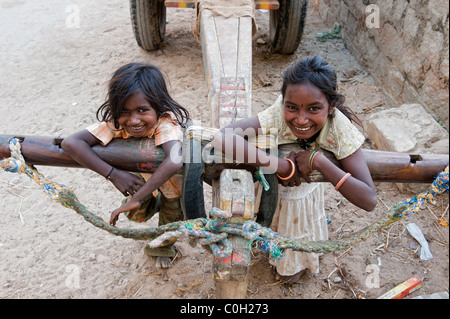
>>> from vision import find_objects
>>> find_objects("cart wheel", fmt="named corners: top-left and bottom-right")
top-left (269, 0), bottom-right (308, 54)
top-left (129, 0), bottom-right (166, 51)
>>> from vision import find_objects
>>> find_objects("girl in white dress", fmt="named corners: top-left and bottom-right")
top-left (212, 55), bottom-right (377, 283)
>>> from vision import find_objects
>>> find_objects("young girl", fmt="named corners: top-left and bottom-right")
top-left (62, 62), bottom-right (190, 269)
top-left (211, 55), bottom-right (377, 283)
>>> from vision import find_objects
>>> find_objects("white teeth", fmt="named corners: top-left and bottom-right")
top-left (295, 126), bottom-right (311, 131)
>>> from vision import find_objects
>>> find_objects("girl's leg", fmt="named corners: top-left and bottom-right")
top-left (270, 184), bottom-right (328, 283)
top-left (122, 172), bottom-right (160, 223)
top-left (145, 193), bottom-right (184, 268)
top-left (123, 192), bottom-right (160, 223)
top-left (158, 193), bottom-right (184, 226)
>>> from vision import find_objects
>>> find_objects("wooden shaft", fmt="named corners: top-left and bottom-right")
top-left (0, 134), bottom-right (166, 173)
top-left (277, 144), bottom-right (449, 184)
top-left (362, 149), bottom-right (448, 183)
top-left (1, 134), bottom-right (448, 183)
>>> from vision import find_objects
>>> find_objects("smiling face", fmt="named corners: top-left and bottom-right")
top-left (283, 82), bottom-right (334, 140)
top-left (118, 90), bottom-right (158, 138)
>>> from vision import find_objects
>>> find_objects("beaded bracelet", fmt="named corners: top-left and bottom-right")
top-left (105, 167), bottom-right (115, 180)
top-left (276, 158), bottom-right (296, 180)
top-left (335, 172), bottom-right (351, 191)
top-left (309, 150), bottom-right (319, 171)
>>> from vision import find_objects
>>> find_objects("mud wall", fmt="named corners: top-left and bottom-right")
top-left (314, 0), bottom-right (449, 128)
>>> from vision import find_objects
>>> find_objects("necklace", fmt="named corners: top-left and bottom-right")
top-left (297, 132), bottom-right (319, 150)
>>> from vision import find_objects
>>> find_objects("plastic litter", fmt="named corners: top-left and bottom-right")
top-left (406, 223), bottom-right (433, 260)
top-left (412, 292), bottom-right (449, 299)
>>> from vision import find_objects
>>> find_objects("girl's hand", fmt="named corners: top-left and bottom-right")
top-left (278, 152), bottom-right (303, 187)
top-left (108, 169), bottom-right (145, 197)
top-left (109, 198), bottom-right (141, 226)
top-left (294, 150), bottom-right (318, 183)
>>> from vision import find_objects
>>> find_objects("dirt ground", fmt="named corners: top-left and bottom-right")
top-left (0, 0), bottom-right (448, 300)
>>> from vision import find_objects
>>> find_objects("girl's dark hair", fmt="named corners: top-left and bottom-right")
top-left (97, 62), bottom-right (190, 129)
top-left (281, 55), bottom-right (362, 127)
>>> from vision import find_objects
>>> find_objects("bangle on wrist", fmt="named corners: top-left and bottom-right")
top-left (309, 150), bottom-right (319, 170)
top-left (277, 158), bottom-right (296, 180)
top-left (335, 172), bottom-right (351, 191)
top-left (105, 167), bottom-right (115, 180)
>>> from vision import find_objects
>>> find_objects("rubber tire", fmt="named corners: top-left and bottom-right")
top-left (255, 174), bottom-right (278, 228)
top-left (181, 122), bottom-right (206, 220)
top-left (129, 0), bottom-right (166, 51)
top-left (269, 0), bottom-right (308, 54)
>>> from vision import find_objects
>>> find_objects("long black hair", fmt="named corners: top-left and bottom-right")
top-left (97, 62), bottom-right (190, 129)
top-left (281, 55), bottom-right (362, 127)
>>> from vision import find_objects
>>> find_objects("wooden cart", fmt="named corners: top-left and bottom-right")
top-left (129, 0), bottom-right (308, 54)
top-left (1, 133), bottom-right (448, 299)
top-left (129, 0), bottom-right (309, 298)
top-left (1, 1), bottom-right (447, 299)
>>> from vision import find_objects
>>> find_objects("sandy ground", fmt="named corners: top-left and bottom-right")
top-left (1, 0), bottom-right (448, 300)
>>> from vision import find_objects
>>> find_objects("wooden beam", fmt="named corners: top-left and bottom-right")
top-left (0, 135), bottom-right (165, 173)
top-left (198, 2), bottom-right (255, 299)
top-left (212, 169), bottom-right (254, 299)
top-left (1, 134), bottom-right (448, 184)
top-left (164, 1), bottom-right (280, 10)
top-left (255, 0), bottom-right (279, 10)
top-left (164, 1), bottom-right (196, 8)
top-left (199, 9), bottom-right (253, 128)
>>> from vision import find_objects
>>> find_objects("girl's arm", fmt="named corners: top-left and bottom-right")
top-left (211, 116), bottom-right (294, 179)
top-left (109, 139), bottom-right (183, 225)
top-left (61, 130), bottom-right (145, 196)
top-left (296, 149), bottom-right (377, 211)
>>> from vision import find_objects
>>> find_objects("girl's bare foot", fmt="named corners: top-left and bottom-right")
top-left (144, 244), bottom-right (180, 269)
top-left (156, 256), bottom-right (172, 269)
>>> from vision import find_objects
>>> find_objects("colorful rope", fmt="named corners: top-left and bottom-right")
top-left (1, 138), bottom-right (448, 261)
top-left (396, 165), bottom-right (449, 217)
top-left (1, 138), bottom-right (69, 203)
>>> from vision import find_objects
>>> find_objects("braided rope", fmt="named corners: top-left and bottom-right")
top-left (396, 165), bottom-right (449, 217)
top-left (1, 138), bottom-right (448, 260)
top-left (0, 138), bottom-right (69, 202)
